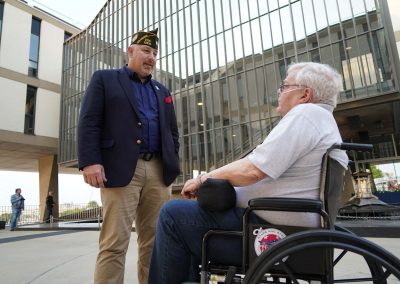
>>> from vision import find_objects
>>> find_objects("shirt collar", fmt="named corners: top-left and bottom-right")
top-left (124, 65), bottom-right (152, 84)
top-left (317, 103), bottom-right (334, 113)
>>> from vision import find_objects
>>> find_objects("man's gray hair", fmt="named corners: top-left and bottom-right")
top-left (287, 62), bottom-right (342, 107)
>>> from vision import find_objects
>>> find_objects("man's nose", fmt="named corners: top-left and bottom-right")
top-left (149, 53), bottom-right (157, 62)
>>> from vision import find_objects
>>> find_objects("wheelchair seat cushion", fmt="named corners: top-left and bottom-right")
top-left (197, 178), bottom-right (236, 212)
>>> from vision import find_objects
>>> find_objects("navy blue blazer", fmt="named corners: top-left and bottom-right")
top-left (78, 67), bottom-right (180, 187)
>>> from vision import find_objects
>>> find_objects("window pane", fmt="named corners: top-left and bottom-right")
top-left (29, 35), bottom-right (40, 61)
top-left (239, 0), bottom-right (249, 24)
top-left (25, 86), bottom-right (37, 135)
top-left (214, 0), bottom-right (223, 34)
top-left (29, 17), bottom-right (41, 77)
top-left (212, 81), bottom-right (222, 128)
top-left (314, 0), bottom-right (328, 30)
top-left (368, 4), bottom-right (382, 29)
top-left (325, 0), bottom-right (340, 26)
top-left (231, 0), bottom-right (240, 27)
top-left (370, 30), bottom-right (395, 92)
top-left (222, 0), bottom-right (232, 30)
top-left (302, 0), bottom-right (316, 36)
top-left (233, 26), bottom-right (243, 59)
top-left (280, 6), bottom-right (293, 44)
top-left (292, 1), bottom-right (305, 42)
top-left (191, 4), bottom-right (199, 44)
top-left (206, 130), bottom-right (215, 170)
top-left (259, 14), bottom-right (272, 50)
top-left (64, 31), bottom-right (72, 41)
top-left (270, 10), bottom-right (282, 45)
top-left (204, 84), bottom-right (213, 129)
top-left (0, 2), bottom-right (4, 43)
top-left (31, 18), bottom-right (41, 35)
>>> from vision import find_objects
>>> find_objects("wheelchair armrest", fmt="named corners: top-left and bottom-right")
top-left (248, 197), bottom-right (323, 213)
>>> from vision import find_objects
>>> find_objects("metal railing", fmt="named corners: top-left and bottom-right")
top-left (0, 203), bottom-right (103, 226)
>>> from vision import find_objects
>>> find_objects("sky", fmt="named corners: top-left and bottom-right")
top-left (26, 0), bottom-right (106, 29)
top-left (1, 0), bottom-right (400, 206)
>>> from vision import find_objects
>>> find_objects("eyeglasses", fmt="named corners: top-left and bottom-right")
top-left (278, 83), bottom-right (308, 93)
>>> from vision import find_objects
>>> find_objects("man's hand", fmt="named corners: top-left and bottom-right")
top-left (181, 178), bottom-right (200, 199)
top-left (83, 164), bottom-right (107, 188)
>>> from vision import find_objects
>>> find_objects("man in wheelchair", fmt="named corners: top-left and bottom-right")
top-left (148, 62), bottom-right (350, 283)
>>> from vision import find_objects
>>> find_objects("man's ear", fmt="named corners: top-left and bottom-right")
top-left (300, 87), bottom-right (313, 103)
top-left (127, 45), bottom-right (134, 57)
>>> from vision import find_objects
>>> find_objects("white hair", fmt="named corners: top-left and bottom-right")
top-left (287, 62), bottom-right (342, 107)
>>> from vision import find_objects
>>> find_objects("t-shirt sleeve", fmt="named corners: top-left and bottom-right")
top-left (247, 110), bottom-right (320, 180)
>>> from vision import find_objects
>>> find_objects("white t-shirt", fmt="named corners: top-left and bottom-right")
top-left (235, 103), bottom-right (348, 227)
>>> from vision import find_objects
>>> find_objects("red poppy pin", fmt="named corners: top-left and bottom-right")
top-left (165, 96), bottom-right (173, 104)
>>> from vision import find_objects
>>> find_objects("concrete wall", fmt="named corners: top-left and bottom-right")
top-left (35, 89), bottom-right (60, 138)
top-left (0, 3), bottom-right (31, 74)
top-left (0, 77), bottom-right (26, 132)
top-left (38, 21), bottom-right (65, 84)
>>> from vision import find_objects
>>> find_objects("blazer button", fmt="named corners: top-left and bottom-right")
top-left (136, 139), bottom-right (141, 144)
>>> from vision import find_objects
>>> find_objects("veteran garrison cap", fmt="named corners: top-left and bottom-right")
top-left (130, 28), bottom-right (159, 50)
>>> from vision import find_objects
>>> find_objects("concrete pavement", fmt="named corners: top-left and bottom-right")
top-left (1, 228), bottom-right (400, 284)
top-left (0, 230), bottom-right (137, 284)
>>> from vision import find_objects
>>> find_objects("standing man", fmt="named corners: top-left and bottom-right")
top-left (45, 191), bottom-right (55, 223)
top-left (10, 188), bottom-right (25, 231)
top-left (77, 28), bottom-right (180, 284)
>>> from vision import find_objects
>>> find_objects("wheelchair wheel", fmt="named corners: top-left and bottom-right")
top-left (243, 230), bottom-right (400, 284)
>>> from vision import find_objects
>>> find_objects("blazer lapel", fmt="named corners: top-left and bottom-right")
top-left (117, 68), bottom-right (140, 118)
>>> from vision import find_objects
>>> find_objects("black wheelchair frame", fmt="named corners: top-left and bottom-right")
top-left (200, 143), bottom-right (400, 283)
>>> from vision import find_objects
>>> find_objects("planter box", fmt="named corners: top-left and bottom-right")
top-left (375, 192), bottom-right (400, 204)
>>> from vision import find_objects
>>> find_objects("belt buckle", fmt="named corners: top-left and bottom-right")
top-left (143, 153), bottom-right (153, 161)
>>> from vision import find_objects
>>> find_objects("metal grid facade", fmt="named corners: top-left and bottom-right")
top-left (59, 0), bottom-right (399, 185)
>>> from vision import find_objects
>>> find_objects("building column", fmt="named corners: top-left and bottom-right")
top-left (39, 155), bottom-right (59, 222)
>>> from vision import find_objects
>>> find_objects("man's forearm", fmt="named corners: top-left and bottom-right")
top-left (203, 158), bottom-right (267, 187)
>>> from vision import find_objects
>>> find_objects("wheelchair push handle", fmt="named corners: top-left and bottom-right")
top-left (330, 142), bottom-right (373, 152)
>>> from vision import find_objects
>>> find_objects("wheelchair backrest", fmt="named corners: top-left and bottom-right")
top-left (320, 155), bottom-right (346, 228)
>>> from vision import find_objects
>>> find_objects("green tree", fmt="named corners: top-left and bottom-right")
top-left (371, 165), bottom-right (384, 178)
top-left (87, 200), bottom-right (99, 208)
top-left (0, 213), bottom-right (12, 222)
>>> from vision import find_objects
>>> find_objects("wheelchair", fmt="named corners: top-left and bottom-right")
top-left (200, 143), bottom-right (400, 283)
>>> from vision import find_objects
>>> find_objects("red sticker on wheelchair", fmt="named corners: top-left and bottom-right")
top-left (253, 228), bottom-right (286, 256)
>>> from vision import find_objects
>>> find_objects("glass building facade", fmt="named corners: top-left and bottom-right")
top-left (59, 0), bottom-right (400, 185)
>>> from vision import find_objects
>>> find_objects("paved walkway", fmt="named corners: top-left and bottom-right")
top-left (0, 230), bottom-right (137, 284)
top-left (1, 226), bottom-right (400, 284)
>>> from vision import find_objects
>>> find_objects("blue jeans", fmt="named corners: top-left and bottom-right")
top-left (148, 199), bottom-right (265, 283)
top-left (10, 208), bottom-right (21, 230)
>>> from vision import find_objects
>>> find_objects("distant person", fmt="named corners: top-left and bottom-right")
top-left (10, 188), bottom-right (25, 231)
top-left (45, 191), bottom-right (55, 223)
top-left (77, 28), bottom-right (180, 284)
top-left (387, 179), bottom-right (398, 191)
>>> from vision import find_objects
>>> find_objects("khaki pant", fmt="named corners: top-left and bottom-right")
top-left (94, 157), bottom-right (171, 284)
